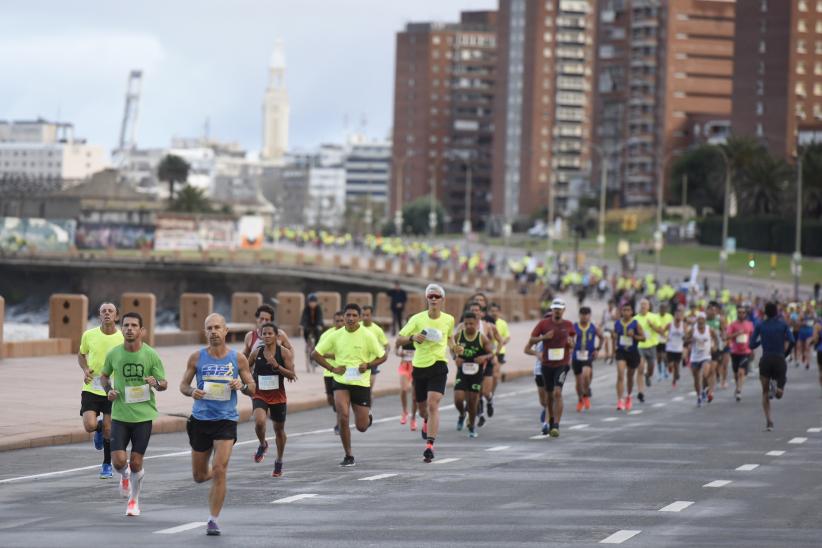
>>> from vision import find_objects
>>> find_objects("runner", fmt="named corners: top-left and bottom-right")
top-left (248, 322), bottom-right (296, 477)
top-left (181, 313), bottom-right (255, 536)
top-left (811, 318), bottom-right (822, 392)
top-left (312, 303), bottom-right (387, 467)
top-left (319, 311), bottom-right (345, 434)
top-left (453, 312), bottom-right (494, 438)
top-left (299, 294), bottom-right (324, 371)
top-left (797, 307), bottom-right (815, 370)
top-left (705, 302), bottom-right (727, 398)
top-left (528, 298), bottom-right (575, 437)
top-left (601, 300), bottom-right (617, 364)
top-left (361, 305), bottom-right (390, 390)
top-left (243, 304), bottom-right (295, 358)
top-left (488, 302), bottom-right (511, 381)
top-left (462, 301), bottom-right (502, 426)
top-left (524, 341), bottom-right (550, 435)
top-left (684, 312), bottom-right (719, 407)
top-left (655, 302), bottom-right (673, 382)
top-left (612, 303), bottom-right (646, 411)
top-left (396, 284), bottom-right (460, 462)
top-left (396, 338), bottom-right (419, 430)
top-left (664, 306), bottom-right (687, 388)
top-left (726, 304), bottom-right (754, 402)
top-left (100, 312), bottom-right (167, 517)
top-left (635, 299), bottom-right (662, 402)
top-left (78, 302), bottom-right (123, 479)
top-left (572, 306), bottom-right (601, 412)
top-left (750, 302), bottom-right (795, 431)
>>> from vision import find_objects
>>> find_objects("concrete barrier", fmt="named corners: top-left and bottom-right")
top-left (315, 291), bottom-right (341, 328)
top-left (231, 292), bottom-right (263, 324)
top-left (445, 293), bottom-right (467, 320)
top-left (374, 292), bottom-right (393, 326)
top-left (179, 293), bottom-right (213, 333)
top-left (346, 292), bottom-right (373, 309)
top-left (276, 291), bottom-right (304, 336)
top-left (0, 295), bottom-right (4, 359)
top-left (121, 292), bottom-right (157, 346)
top-left (48, 294), bottom-right (88, 353)
top-left (3, 338), bottom-right (72, 358)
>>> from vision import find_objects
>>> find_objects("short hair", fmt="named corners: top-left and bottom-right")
top-left (463, 311), bottom-right (478, 321)
top-left (467, 301), bottom-right (481, 309)
top-left (344, 303), bottom-right (362, 315)
top-left (334, 310), bottom-right (345, 318)
top-left (255, 304), bottom-right (275, 319)
top-left (489, 302), bottom-right (500, 310)
top-left (580, 306), bottom-right (591, 315)
top-left (98, 302), bottom-right (118, 313)
top-left (765, 302), bottom-right (778, 318)
top-left (622, 303), bottom-right (635, 314)
top-left (260, 322), bottom-right (279, 333)
top-left (121, 311), bottom-right (143, 327)
top-left (362, 305), bottom-right (374, 313)
top-left (708, 301), bottom-right (720, 309)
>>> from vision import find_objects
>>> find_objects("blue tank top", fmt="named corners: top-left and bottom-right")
top-left (614, 319), bottom-right (639, 351)
top-left (192, 348), bottom-right (240, 421)
top-left (573, 323), bottom-right (597, 359)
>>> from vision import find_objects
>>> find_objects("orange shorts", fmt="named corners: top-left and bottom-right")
top-left (399, 361), bottom-right (413, 380)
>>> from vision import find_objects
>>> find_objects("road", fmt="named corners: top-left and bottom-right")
top-left (1, 362), bottom-right (821, 547)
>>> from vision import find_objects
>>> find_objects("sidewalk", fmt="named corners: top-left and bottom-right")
top-left (0, 310), bottom-right (601, 452)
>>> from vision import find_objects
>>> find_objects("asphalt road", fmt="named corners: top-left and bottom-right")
top-left (1, 361), bottom-right (821, 547)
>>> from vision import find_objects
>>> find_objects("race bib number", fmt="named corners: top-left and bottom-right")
top-left (735, 334), bottom-right (748, 344)
top-left (619, 336), bottom-right (633, 348)
top-left (258, 375), bottom-right (280, 391)
top-left (344, 367), bottom-right (363, 382)
top-left (423, 328), bottom-right (443, 342)
top-left (462, 362), bottom-right (480, 375)
top-left (125, 384), bottom-right (150, 404)
top-left (203, 381), bottom-right (231, 401)
top-left (576, 350), bottom-right (589, 361)
top-left (90, 375), bottom-right (104, 392)
top-left (698, 340), bottom-right (710, 353)
top-left (548, 348), bottom-right (565, 361)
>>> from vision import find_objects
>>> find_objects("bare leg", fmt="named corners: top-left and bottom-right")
top-left (616, 361), bottom-right (626, 400)
top-left (273, 421), bottom-right (286, 461)
top-left (426, 392), bottom-right (443, 439)
top-left (335, 390), bottom-right (353, 456)
top-left (253, 408), bottom-right (267, 445)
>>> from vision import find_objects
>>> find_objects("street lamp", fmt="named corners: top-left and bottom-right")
top-left (793, 146), bottom-right (809, 301)
top-left (654, 150), bottom-right (681, 282)
top-left (712, 145), bottom-right (731, 292)
top-left (589, 143), bottom-right (610, 259)
top-left (429, 153), bottom-right (445, 236)
top-left (546, 172), bottom-right (556, 273)
top-left (393, 152), bottom-right (413, 236)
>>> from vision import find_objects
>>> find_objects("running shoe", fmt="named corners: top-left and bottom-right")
top-left (468, 427), bottom-right (478, 439)
top-left (119, 475), bottom-right (130, 498)
top-left (126, 499), bottom-right (140, 517)
top-left (410, 417), bottom-right (417, 431)
top-left (421, 420), bottom-right (428, 440)
top-left (254, 440), bottom-right (269, 463)
top-left (423, 443), bottom-right (434, 463)
top-left (583, 396), bottom-right (591, 410)
top-left (707, 391), bottom-right (714, 403)
top-left (272, 461), bottom-right (283, 477)
top-left (806, 363), bottom-right (810, 370)
top-left (672, 378), bottom-right (677, 389)
top-left (766, 421), bottom-right (774, 431)
top-left (93, 417), bottom-right (103, 451)
top-left (541, 423), bottom-right (549, 436)
top-left (456, 415), bottom-right (465, 431)
top-left (540, 408), bottom-right (546, 424)
top-left (625, 396), bottom-right (633, 411)
top-left (645, 375), bottom-right (652, 387)
top-left (576, 400), bottom-right (584, 413)
top-left (701, 388), bottom-right (707, 402)
top-left (340, 455), bottom-right (355, 467)
top-left (487, 400), bottom-right (495, 417)
top-left (637, 392), bottom-right (645, 403)
top-left (334, 424), bottom-right (340, 435)
top-left (697, 396), bottom-right (703, 408)
top-left (616, 399), bottom-right (625, 411)
top-left (768, 380), bottom-right (776, 400)
top-left (400, 412), bottom-right (408, 425)
top-left (549, 425), bottom-right (560, 438)
top-left (735, 390), bottom-right (741, 402)
top-left (100, 463), bottom-right (113, 479)
top-left (478, 415), bottom-right (486, 428)
top-left (206, 520), bottom-right (221, 536)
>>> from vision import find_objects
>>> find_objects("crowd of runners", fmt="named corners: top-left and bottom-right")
top-left (75, 279), bottom-right (820, 536)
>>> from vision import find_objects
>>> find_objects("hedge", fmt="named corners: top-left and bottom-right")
top-left (697, 216), bottom-right (822, 257)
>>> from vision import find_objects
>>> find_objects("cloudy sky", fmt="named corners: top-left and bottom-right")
top-left (1, 0), bottom-right (496, 154)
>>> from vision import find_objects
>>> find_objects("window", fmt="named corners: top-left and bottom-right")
top-left (800, 0), bottom-right (808, 11)
top-left (760, 40), bottom-right (767, 53)
top-left (814, 83), bottom-right (822, 96)
top-left (761, 0), bottom-right (767, 12)
top-left (816, 61), bottom-right (822, 75)
top-left (756, 123), bottom-right (764, 137)
top-left (756, 102), bottom-right (764, 115)
top-left (756, 80), bottom-right (764, 95)
top-left (798, 39), bottom-right (806, 53)
top-left (817, 20), bottom-right (822, 33)
top-left (797, 82), bottom-right (807, 96)
top-left (799, 19), bottom-right (807, 32)
top-left (798, 61), bottom-right (806, 74)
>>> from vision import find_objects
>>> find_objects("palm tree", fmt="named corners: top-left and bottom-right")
top-left (157, 154), bottom-right (190, 200)
top-left (670, 145), bottom-right (726, 214)
top-left (169, 184), bottom-right (213, 213)
top-left (736, 153), bottom-right (792, 215)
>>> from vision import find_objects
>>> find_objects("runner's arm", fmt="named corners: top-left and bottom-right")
top-left (242, 331), bottom-right (253, 358)
top-left (280, 346), bottom-right (297, 380)
top-left (235, 353), bottom-right (256, 396)
top-left (523, 342), bottom-right (537, 356)
top-left (634, 323), bottom-right (646, 342)
top-left (78, 352), bottom-right (92, 382)
top-left (180, 352), bottom-right (206, 399)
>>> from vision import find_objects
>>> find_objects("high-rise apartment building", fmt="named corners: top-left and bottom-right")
top-left (731, 0), bottom-right (822, 158)
top-left (492, 0), bottom-right (597, 223)
top-left (390, 12), bottom-right (496, 232)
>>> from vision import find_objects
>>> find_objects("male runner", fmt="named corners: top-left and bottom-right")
top-left (313, 303), bottom-right (386, 467)
top-left (635, 299), bottom-right (662, 401)
top-left (726, 304), bottom-right (754, 402)
top-left (243, 304), bottom-right (294, 358)
top-left (462, 301), bottom-right (502, 426)
top-left (78, 302), bottom-right (123, 479)
top-left (750, 302), bottom-right (795, 431)
top-left (361, 305), bottom-right (389, 390)
top-left (528, 298), bottom-right (575, 437)
top-left (684, 312), bottom-right (719, 407)
top-left (453, 312), bottom-right (494, 438)
top-left (572, 306), bottom-right (601, 412)
top-left (655, 302), bottom-right (673, 381)
top-left (181, 313), bottom-right (255, 536)
top-left (249, 322), bottom-right (296, 477)
top-left (100, 312), bottom-right (167, 517)
top-left (664, 306), bottom-right (687, 388)
top-left (396, 339), bottom-right (419, 430)
top-left (319, 311), bottom-right (345, 434)
top-left (397, 284), bottom-right (461, 462)
top-left (488, 302), bottom-right (511, 374)
top-left (612, 304), bottom-right (646, 410)
top-left (524, 341), bottom-right (550, 435)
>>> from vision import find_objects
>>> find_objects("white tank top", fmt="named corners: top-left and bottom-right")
top-left (666, 321), bottom-right (685, 353)
top-left (690, 326), bottom-right (712, 363)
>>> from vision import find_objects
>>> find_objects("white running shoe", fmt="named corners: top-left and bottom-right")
top-left (126, 499), bottom-right (140, 516)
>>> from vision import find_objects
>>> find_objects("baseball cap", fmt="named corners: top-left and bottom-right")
top-left (550, 298), bottom-right (566, 310)
top-left (425, 284), bottom-right (445, 298)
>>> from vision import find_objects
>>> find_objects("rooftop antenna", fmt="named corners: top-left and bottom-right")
top-left (117, 70), bottom-right (143, 152)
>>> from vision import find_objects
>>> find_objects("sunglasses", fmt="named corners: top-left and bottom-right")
top-left (426, 294), bottom-right (442, 300)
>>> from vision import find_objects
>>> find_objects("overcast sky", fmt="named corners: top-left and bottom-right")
top-left (1, 0), bottom-right (496, 154)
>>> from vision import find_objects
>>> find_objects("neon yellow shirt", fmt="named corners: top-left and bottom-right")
top-left (635, 312), bottom-right (660, 349)
top-left (399, 310), bottom-right (455, 368)
top-left (362, 322), bottom-right (388, 348)
top-left (314, 326), bottom-right (385, 387)
top-left (316, 327), bottom-right (341, 378)
top-left (495, 318), bottom-right (510, 354)
top-left (79, 327), bottom-right (124, 396)
top-left (656, 313), bottom-right (673, 343)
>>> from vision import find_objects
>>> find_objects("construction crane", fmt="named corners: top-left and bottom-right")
top-left (117, 70), bottom-right (142, 152)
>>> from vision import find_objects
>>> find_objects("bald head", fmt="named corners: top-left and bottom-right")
top-left (204, 313), bottom-right (228, 347)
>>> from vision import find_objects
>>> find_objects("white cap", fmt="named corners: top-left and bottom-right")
top-left (550, 298), bottom-right (566, 310)
top-left (425, 283), bottom-right (445, 297)
top-left (696, 311), bottom-right (706, 319)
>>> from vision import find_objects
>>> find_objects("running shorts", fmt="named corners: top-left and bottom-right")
top-left (80, 391), bottom-right (112, 417)
top-left (758, 354), bottom-right (787, 389)
top-left (572, 359), bottom-right (592, 376)
top-left (252, 399), bottom-right (287, 423)
top-left (540, 365), bottom-right (570, 391)
top-left (616, 349), bottom-right (640, 369)
top-left (731, 354), bottom-right (751, 374)
top-left (656, 343), bottom-right (666, 353)
top-left (332, 381), bottom-right (372, 407)
top-left (483, 360), bottom-right (495, 378)
top-left (496, 353), bottom-right (507, 365)
top-left (638, 347), bottom-right (657, 367)
top-left (455, 367), bottom-right (483, 393)
top-left (412, 361), bottom-right (448, 402)
top-left (398, 361), bottom-right (413, 380)
top-left (534, 374), bottom-right (544, 388)
top-left (111, 419), bottom-right (152, 454)
top-left (324, 376), bottom-right (334, 396)
top-left (691, 359), bottom-right (709, 370)
top-left (666, 351), bottom-right (683, 364)
top-left (187, 417), bottom-right (237, 453)
top-left (711, 350), bottom-right (721, 362)
top-left (817, 351), bottom-right (822, 367)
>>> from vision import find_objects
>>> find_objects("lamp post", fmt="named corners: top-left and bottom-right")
top-left (546, 172), bottom-right (556, 273)
top-left (655, 150), bottom-right (680, 282)
top-left (429, 153), bottom-right (444, 236)
top-left (715, 146), bottom-right (731, 292)
top-left (794, 149), bottom-right (805, 301)
top-left (589, 143), bottom-right (609, 259)
top-left (393, 152), bottom-right (412, 236)
top-left (462, 162), bottom-right (473, 250)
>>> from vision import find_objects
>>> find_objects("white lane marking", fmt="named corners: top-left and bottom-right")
top-left (569, 424), bottom-right (589, 430)
top-left (154, 522), bottom-right (206, 535)
top-left (807, 427), bottom-right (822, 433)
top-left (652, 403), bottom-right (666, 408)
top-left (659, 500), bottom-right (694, 512)
top-left (628, 410), bottom-right (643, 415)
top-left (272, 493), bottom-right (318, 504)
top-left (600, 530), bottom-right (642, 544)
top-left (672, 396), bottom-right (684, 402)
top-left (766, 450), bottom-right (785, 456)
top-left (434, 458), bottom-right (460, 465)
top-left (602, 417), bottom-right (619, 422)
top-left (359, 473), bottom-right (397, 481)
top-left (703, 480), bottom-right (732, 488)
top-left (736, 464), bottom-right (759, 471)
top-left (530, 434), bottom-right (549, 439)
top-left (788, 437), bottom-right (808, 444)
top-left (486, 445), bottom-right (511, 452)
top-left (0, 464), bottom-right (100, 484)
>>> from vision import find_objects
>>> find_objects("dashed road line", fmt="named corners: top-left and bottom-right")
top-left (628, 410), bottom-right (643, 415)
top-left (766, 450), bottom-right (785, 456)
top-left (600, 530), bottom-right (641, 544)
top-left (788, 437), bottom-right (808, 444)
top-left (272, 493), bottom-right (318, 504)
top-left (602, 417), bottom-right (619, 422)
top-left (736, 464), bottom-right (759, 471)
top-left (485, 445), bottom-right (511, 452)
top-left (659, 501), bottom-right (694, 512)
top-left (154, 522), bottom-right (206, 535)
top-left (359, 473), bottom-right (398, 481)
top-left (703, 480), bottom-right (732, 488)
top-left (569, 424), bottom-right (589, 430)
top-left (434, 458), bottom-right (460, 465)
top-left (806, 427), bottom-right (822, 433)
top-left (672, 396), bottom-right (684, 402)
top-left (652, 403), bottom-right (666, 408)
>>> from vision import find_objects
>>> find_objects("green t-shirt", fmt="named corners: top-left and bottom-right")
top-left (399, 310), bottom-right (455, 368)
top-left (635, 312), bottom-right (660, 349)
top-left (102, 344), bottom-right (165, 423)
top-left (362, 322), bottom-right (388, 348)
top-left (495, 318), bottom-right (510, 354)
top-left (314, 326), bottom-right (385, 387)
top-left (316, 327), bottom-right (341, 378)
top-left (79, 327), bottom-right (124, 396)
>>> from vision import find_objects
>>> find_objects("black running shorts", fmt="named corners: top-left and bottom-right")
top-left (332, 381), bottom-right (372, 407)
top-left (534, 374), bottom-right (544, 388)
top-left (572, 359), bottom-right (592, 376)
top-left (666, 351), bottom-right (683, 364)
top-left (412, 361), bottom-right (448, 402)
top-left (455, 366), bottom-right (483, 393)
top-left (616, 349), bottom-right (640, 369)
top-left (80, 391), bottom-right (112, 417)
top-left (731, 354), bottom-right (750, 374)
top-left (759, 354), bottom-right (787, 389)
top-left (541, 365), bottom-right (570, 392)
top-left (323, 376), bottom-right (334, 396)
top-left (252, 399), bottom-right (287, 423)
top-left (111, 419), bottom-right (152, 454)
top-left (187, 417), bottom-right (237, 453)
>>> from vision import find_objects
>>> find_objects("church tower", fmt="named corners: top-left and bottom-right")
top-left (262, 40), bottom-right (289, 162)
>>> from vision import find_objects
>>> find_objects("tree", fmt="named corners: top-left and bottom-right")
top-left (801, 142), bottom-right (822, 216)
top-left (157, 154), bottom-right (190, 200)
top-left (400, 196), bottom-right (445, 235)
top-left (670, 145), bottom-right (726, 214)
top-left (736, 153), bottom-right (792, 215)
top-left (169, 184), bottom-right (213, 213)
